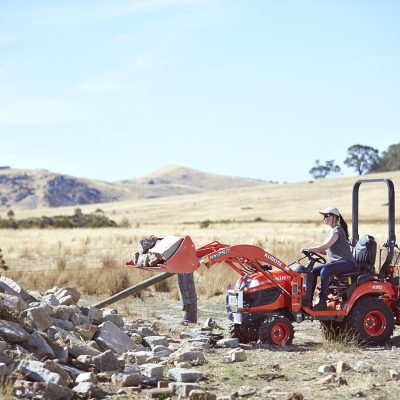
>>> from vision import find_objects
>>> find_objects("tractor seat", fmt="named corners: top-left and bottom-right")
top-left (333, 235), bottom-right (377, 284)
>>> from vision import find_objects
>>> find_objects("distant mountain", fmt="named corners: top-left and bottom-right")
top-left (0, 166), bottom-right (267, 210)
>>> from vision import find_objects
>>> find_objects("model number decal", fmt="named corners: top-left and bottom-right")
top-left (265, 253), bottom-right (283, 267)
top-left (209, 248), bottom-right (230, 261)
top-left (372, 285), bottom-right (383, 290)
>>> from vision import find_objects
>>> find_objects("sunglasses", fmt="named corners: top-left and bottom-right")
top-left (322, 213), bottom-right (332, 218)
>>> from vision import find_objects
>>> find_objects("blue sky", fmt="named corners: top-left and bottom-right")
top-left (0, 0), bottom-right (399, 183)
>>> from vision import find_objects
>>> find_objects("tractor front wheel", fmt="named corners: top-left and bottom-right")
top-left (229, 322), bottom-right (259, 344)
top-left (259, 316), bottom-right (294, 346)
top-left (346, 297), bottom-right (394, 345)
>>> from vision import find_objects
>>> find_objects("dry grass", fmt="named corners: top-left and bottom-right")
top-left (0, 171), bottom-right (396, 298)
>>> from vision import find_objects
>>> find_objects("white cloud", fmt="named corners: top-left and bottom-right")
top-left (0, 98), bottom-right (86, 126)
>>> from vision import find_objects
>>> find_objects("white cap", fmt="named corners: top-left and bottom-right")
top-left (319, 206), bottom-right (340, 217)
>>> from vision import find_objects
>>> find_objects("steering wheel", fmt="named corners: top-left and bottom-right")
top-left (302, 249), bottom-right (326, 265)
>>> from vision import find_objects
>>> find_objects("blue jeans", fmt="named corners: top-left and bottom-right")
top-left (312, 259), bottom-right (356, 298)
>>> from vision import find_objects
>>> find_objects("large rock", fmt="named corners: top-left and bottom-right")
top-left (169, 382), bottom-right (201, 397)
top-left (76, 372), bottom-right (97, 384)
top-left (168, 368), bottom-right (203, 382)
top-left (65, 333), bottom-right (102, 358)
top-left (124, 350), bottom-right (153, 365)
top-left (148, 236), bottom-right (183, 261)
top-left (55, 287), bottom-right (81, 304)
top-left (0, 276), bottom-right (31, 301)
top-left (24, 306), bottom-right (53, 331)
top-left (43, 360), bottom-right (71, 386)
top-left (43, 382), bottom-right (74, 400)
top-left (0, 320), bottom-right (29, 343)
top-left (112, 372), bottom-right (143, 387)
top-left (0, 293), bottom-right (27, 313)
top-left (88, 307), bottom-right (103, 325)
top-left (16, 360), bottom-right (63, 385)
top-left (95, 321), bottom-right (134, 354)
top-left (27, 332), bottom-right (56, 359)
top-left (173, 351), bottom-right (207, 365)
top-left (73, 382), bottom-right (105, 398)
top-left (139, 363), bottom-right (164, 378)
top-left (92, 350), bottom-right (124, 372)
top-left (143, 335), bottom-right (169, 349)
top-left (101, 313), bottom-right (124, 328)
top-left (53, 305), bottom-right (72, 321)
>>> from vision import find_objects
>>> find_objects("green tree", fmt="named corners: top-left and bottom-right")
top-left (6, 209), bottom-right (14, 219)
top-left (372, 143), bottom-right (400, 172)
top-left (309, 160), bottom-right (341, 179)
top-left (344, 144), bottom-right (380, 175)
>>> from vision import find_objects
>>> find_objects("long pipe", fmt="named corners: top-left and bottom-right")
top-left (93, 272), bottom-right (175, 308)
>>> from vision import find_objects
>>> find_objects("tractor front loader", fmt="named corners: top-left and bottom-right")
top-left (125, 178), bottom-right (400, 346)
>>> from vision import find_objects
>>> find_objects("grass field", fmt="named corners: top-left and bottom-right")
top-left (1, 170), bottom-right (398, 298)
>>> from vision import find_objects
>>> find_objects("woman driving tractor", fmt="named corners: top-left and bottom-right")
top-left (302, 206), bottom-right (356, 310)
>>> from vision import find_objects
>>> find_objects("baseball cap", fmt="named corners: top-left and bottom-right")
top-left (319, 207), bottom-right (340, 217)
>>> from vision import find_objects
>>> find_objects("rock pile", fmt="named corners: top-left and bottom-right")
top-left (131, 235), bottom-right (184, 267)
top-left (0, 276), bottom-right (218, 399)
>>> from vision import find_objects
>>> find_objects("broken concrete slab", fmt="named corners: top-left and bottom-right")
top-left (173, 351), bottom-right (207, 365)
top-left (143, 335), bottom-right (169, 349)
top-left (0, 276), bottom-right (31, 301)
top-left (27, 332), bottom-right (56, 359)
top-left (43, 382), bottom-right (74, 400)
top-left (168, 367), bottom-right (203, 382)
top-left (0, 293), bottom-right (27, 313)
top-left (76, 371), bottom-right (97, 384)
top-left (139, 363), bottom-right (164, 378)
top-left (16, 360), bottom-right (63, 385)
top-left (55, 287), bottom-right (81, 304)
top-left (0, 320), bottom-right (29, 343)
top-left (138, 236), bottom-right (158, 254)
top-left (95, 321), bottom-right (134, 355)
top-left (65, 333), bottom-right (102, 358)
top-left (24, 306), bottom-right (53, 331)
top-left (101, 313), bottom-right (124, 328)
top-left (73, 382), bottom-right (105, 399)
top-left (148, 236), bottom-right (183, 261)
top-left (111, 372), bottom-right (143, 387)
top-left (92, 350), bottom-right (124, 373)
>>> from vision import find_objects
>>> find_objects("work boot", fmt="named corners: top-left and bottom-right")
top-left (313, 296), bottom-right (327, 311)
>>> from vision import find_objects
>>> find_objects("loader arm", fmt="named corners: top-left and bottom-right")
top-left (126, 237), bottom-right (295, 293)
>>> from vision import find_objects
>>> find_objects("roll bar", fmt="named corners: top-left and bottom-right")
top-left (352, 178), bottom-right (396, 279)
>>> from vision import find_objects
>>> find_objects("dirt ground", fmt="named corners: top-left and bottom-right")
top-left (80, 291), bottom-right (400, 400)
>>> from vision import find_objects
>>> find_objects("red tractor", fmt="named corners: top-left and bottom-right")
top-left (127, 178), bottom-right (400, 346)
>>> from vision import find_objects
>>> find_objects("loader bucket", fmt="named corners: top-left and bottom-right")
top-left (126, 235), bottom-right (200, 273)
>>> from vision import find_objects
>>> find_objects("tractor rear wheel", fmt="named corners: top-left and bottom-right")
top-left (229, 322), bottom-right (259, 344)
top-left (345, 297), bottom-right (394, 344)
top-left (259, 316), bottom-right (294, 346)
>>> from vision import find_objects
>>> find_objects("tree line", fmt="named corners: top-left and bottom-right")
top-left (309, 143), bottom-right (400, 179)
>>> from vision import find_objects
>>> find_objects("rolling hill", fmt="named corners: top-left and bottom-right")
top-left (0, 165), bottom-right (268, 211)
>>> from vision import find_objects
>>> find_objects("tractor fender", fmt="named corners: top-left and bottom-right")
top-left (343, 281), bottom-right (396, 314)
